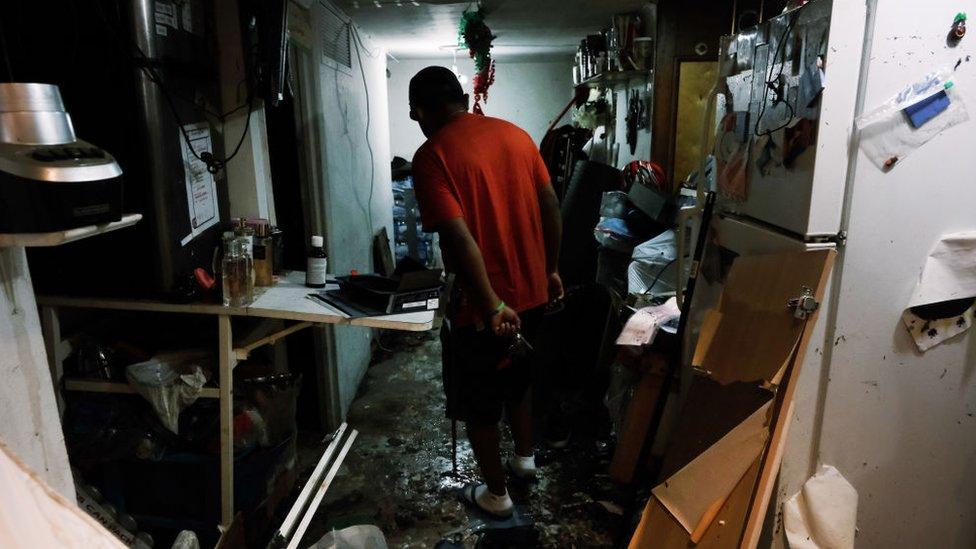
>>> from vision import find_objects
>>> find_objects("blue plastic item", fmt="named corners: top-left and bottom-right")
top-left (903, 89), bottom-right (951, 128)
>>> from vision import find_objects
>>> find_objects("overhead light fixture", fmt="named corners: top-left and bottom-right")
top-left (451, 50), bottom-right (469, 86)
top-left (451, 64), bottom-right (469, 85)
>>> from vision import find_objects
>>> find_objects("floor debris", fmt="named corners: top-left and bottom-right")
top-left (295, 332), bottom-right (618, 547)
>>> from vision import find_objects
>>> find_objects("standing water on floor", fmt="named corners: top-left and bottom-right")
top-left (294, 331), bottom-right (622, 547)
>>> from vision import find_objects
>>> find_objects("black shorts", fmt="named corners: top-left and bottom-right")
top-left (441, 308), bottom-right (543, 426)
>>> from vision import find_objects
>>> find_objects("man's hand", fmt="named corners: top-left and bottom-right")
top-left (489, 304), bottom-right (521, 337)
top-left (548, 272), bottom-right (565, 303)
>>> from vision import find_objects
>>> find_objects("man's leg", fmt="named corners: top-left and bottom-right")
top-left (447, 327), bottom-right (515, 516)
top-left (466, 421), bottom-right (506, 496)
top-left (508, 388), bottom-right (533, 458)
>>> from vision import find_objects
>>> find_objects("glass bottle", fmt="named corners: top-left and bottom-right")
top-left (234, 218), bottom-right (256, 290)
top-left (306, 235), bottom-right (328, 288)
top-left (222, 237), bottom-right (254, 307)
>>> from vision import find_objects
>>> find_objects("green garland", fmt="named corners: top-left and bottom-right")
top-left (458, 8), bottom-right (495, 73)
top-left (459, 7), bottom-right (497, 114)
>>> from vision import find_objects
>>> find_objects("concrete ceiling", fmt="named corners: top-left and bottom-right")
top-left (332, 0), bottom-right (647, 59)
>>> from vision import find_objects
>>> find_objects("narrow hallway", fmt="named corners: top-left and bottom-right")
top-left (297, 332), bottom-right (622, 547)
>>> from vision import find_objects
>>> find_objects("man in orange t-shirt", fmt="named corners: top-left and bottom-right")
top-left (410, 66), bottom-right (563, 519)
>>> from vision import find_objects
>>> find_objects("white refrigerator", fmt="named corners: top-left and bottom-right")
top-left (692, 1), bottom-right (976, 546)
top-left (685, 0), bottom-right (867, 544)
top-left (710, 0), bottom-right (865, 254)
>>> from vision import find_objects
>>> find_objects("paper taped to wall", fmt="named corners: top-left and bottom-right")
top-left (179, 123), bottom-right (220, 246)
top-left (727, 70), bottom-right (754, 111)
top-left (857, 66), bottom-right (969, 171)
top-left (716, 111), bottom-right (750, 202)
top-left (902, 231), bottom-right (976, 351)
top-left (783, 465), bottom-right (858, 549)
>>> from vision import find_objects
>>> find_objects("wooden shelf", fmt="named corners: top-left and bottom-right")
top-left (63, 378), bottom-right (220, 399)
top-left (0, 213), bottom-right (142, 248)
top-left (38, 271), bottom-right (436, 332)
top-left (581, 69), bottom-right (653, 88)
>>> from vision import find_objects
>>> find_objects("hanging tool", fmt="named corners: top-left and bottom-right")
top-left (625, 89), bottom-right (646, 155)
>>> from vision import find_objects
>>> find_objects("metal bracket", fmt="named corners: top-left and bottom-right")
top-left (835, 230), bottom-right (848, 247)
top-left (788, 286), bottom-right (820, 320)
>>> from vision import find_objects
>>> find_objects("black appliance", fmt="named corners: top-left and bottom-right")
top-left (0, 83), bottom-right (123, 233)
top-left (3, 0), bottom-right (230, 296)
top-left (310, 271), bottom-right (444, 317)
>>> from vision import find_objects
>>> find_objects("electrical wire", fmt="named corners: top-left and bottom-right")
top-left (753, 6), bottom-right (804, 137)
top-left (93, 0), bottom-right (254, 174)
top-left (642, 257), bottom-right (678, 297)
top-left (352, 25), bottom-right (376, 235)
top-left (90, 0), bottom-right (245, 122)
top-left (351, 23), bottom-right (382, 59)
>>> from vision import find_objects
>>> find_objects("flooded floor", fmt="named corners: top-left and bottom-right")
top-left (294, 331), bottom-right (623, 547)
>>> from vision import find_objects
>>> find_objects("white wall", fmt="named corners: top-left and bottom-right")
top-left (223, 103), bottom-right (277, 223)
top-left (387, 56), bottom-right (574, 160)
top-left (0, 247), bottom-right (73, 500)
top-left (774, 1), bottom-right (976, 547)
top-left (817, 2), bottom-right (976, 546)
top-left (296, 1), bottom-right (395, 419)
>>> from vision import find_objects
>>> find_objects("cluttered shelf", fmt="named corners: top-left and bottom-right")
top-left (580, 69), bottom-right (653, 88)
top-left (0, 213), bottom-right (142, 248)
top-left (63, 378), bottom-right (221, 399)
top-left (37, 271), bottom-right (435, 332)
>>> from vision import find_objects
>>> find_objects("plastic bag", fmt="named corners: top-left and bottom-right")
top-left (627, 230), bottom-right (678, 296)
top-left (599, 191), bottom-right (631, 218)
top-left (857, 66), bottom-right (969, 171)
top-left (126, 351), bottom-right (212, 434)
top-left (171, 530), bottom-right (200, 549)
top-left (309, 525), bottom-right (388, 549)
top-left (594, 217), bottom-right (641, 253)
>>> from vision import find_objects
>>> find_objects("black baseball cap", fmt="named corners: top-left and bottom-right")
top-left (409, 66), bottom-right (465, 110)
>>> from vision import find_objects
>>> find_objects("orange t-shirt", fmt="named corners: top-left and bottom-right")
top-left (412, 113), bottom-right (550, 326)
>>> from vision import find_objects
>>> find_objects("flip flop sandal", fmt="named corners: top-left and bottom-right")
top-left (504, 459), bottom-right (538, 483)
top-left (458, 483), bottom-right (514, 520)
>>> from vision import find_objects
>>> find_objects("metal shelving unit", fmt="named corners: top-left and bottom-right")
top-left (580, 69), bottom-right (654, 88)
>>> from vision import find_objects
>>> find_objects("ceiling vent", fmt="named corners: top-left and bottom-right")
top-left (318, 2), bottom-right (352, 69)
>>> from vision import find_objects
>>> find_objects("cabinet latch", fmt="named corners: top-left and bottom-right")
top-left (788, 286), bottom-right (819, 320)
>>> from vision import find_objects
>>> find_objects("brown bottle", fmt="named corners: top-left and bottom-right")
top-left (306, 235), bottom-right (328, 288)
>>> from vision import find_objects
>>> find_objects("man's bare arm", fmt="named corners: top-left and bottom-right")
top-left (537, 183), bottom-right (564, 300)
top-left (537, 183), bottom-right (562, 275)
top-left (437, 217), bottom-right (520, 333)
